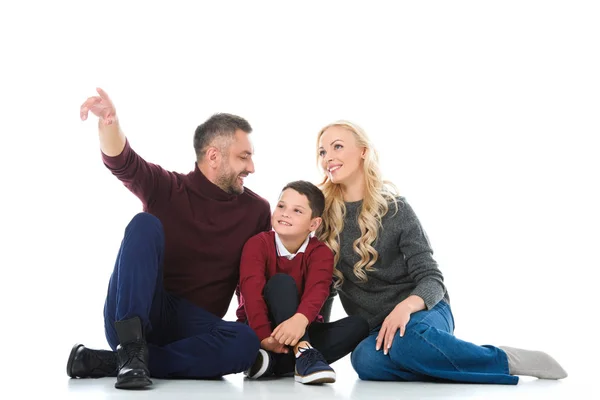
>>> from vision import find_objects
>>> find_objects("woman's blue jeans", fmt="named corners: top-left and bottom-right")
top-left (351, 301), bottom-right (518, 385)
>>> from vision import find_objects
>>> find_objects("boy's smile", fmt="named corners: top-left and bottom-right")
top-left (272, 189), bottom-right (315, 239)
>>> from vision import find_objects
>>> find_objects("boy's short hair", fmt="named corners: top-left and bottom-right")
top-left (281, 180), bottom-right (325, 219)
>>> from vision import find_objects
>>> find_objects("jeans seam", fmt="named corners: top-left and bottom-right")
top-left (413, 327), bottom-right (463, 373)
top-left (414, 302), bottom-right (445, 327)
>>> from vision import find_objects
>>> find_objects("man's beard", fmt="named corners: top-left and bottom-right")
top-left (216, 170), bottom-right (245, 195)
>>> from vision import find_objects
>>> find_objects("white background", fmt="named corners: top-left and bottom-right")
top-left (0, 0), bottom-right (598, 392)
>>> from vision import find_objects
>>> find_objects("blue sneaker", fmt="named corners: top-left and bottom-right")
top-left (245, 349), bottom-right (274, 379)
top-left (294, 347), bottom-right (336, 384)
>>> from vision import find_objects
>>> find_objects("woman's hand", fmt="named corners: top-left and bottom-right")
top-left (376, 304), bottom-right (412, 355)
top-left (376, 296), bottom-right (425, 355)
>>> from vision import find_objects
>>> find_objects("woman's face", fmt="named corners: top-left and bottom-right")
top-left (318, 125), bottom-right (365, 186)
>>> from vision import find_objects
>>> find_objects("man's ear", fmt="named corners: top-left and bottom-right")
top-left (309, 217), bottom-right (322, 232)
top-left (205, 146), bottom-right (221, 168)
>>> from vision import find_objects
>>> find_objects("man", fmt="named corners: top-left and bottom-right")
top-left (66, 88), bottom-right (271, 389)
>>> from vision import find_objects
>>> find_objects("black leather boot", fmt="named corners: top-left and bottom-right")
top-left (114, 316), bottom-right (152, 389)
top-left (66, 344), bottom-right (118, 378)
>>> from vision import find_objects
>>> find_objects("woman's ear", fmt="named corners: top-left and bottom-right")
top-left (361, 147), bottom-right (367, 159)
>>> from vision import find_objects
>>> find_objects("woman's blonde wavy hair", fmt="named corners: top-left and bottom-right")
top-left (316, 120), bottom-right (399, 288)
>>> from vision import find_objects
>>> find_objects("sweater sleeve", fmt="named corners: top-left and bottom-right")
top-left (296, 243), bottom-right (334, 323)
top-left (101, 138), bottom-right (173, 209)
top-left (235, 200), bottom-right (273, 322)
top-left (239, 235), bottom-right (272, 341)
top-left (399, 200), bottom-right (446, 310)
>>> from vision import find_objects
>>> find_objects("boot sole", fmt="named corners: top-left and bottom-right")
top-left (115, 377), bottom-right (153, 389)
top-left (66, 343), bottom-right (84, 378)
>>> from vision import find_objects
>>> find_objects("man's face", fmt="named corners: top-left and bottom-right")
top-left (215, 130), bottom-right (255, 195)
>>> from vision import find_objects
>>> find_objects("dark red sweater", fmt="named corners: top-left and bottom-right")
top-left (102, 139), bottom-right (271, 318)
top-left (238, 231), bottom-right (334, 341)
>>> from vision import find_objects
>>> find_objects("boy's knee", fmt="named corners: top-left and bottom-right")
top-left (267, 273), bottom-right (295, 287)
top-left (264, 273), bottom-right (296, 297)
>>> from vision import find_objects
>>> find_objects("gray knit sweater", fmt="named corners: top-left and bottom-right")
top-left (337, 196), bottom-right (450, 329)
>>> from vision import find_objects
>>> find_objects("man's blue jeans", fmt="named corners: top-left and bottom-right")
top-left (351, 301), bottom-right (518, 384)
top-left (103, 212), bottom-right (259, 378)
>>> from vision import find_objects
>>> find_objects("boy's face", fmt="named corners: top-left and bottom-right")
top-left (272, 189), bottom-right (321, 239)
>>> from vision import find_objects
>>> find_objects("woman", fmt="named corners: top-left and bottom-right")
top-left (315, 120), bottom-right (567, 384)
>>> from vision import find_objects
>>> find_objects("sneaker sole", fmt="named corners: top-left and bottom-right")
top-left (295, 370), bottom-right (336, 384)
top-left (66, 343), bottom-right (84, 378)
top-left (246, 349), bottom-right (270, 379)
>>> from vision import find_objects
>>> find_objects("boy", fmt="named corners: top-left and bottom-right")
top-left (238, 181), bottom-right (369, 384)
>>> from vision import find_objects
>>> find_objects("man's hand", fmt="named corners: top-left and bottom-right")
top-left (271, 313), bottom-right (309, 347)
top-left (80, 87), bottom-right (126, 156)
top-left (260, 337), bottom-right (288, 354)
top-left (80, 87), bottom-right (117, 125)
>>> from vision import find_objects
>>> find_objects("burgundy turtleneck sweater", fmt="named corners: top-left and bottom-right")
top-left (102, 139), bottom-right (272, 318)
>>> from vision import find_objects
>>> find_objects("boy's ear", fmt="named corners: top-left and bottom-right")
top-left (309, 217), bottom-right (322, 232)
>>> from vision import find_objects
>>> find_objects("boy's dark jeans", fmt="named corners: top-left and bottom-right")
top-left (262, 273), bottom-right (369, 375)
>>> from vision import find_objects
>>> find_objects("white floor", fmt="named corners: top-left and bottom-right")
top-left (14, 350), bottom-right (587, 400)
top-left (6, 272), bottom-right (592, 400)
top-left (60, 375), bottom-right (582, 400)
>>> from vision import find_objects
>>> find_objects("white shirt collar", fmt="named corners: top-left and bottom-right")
top-left (275, 232), bottom-right (310, 260)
